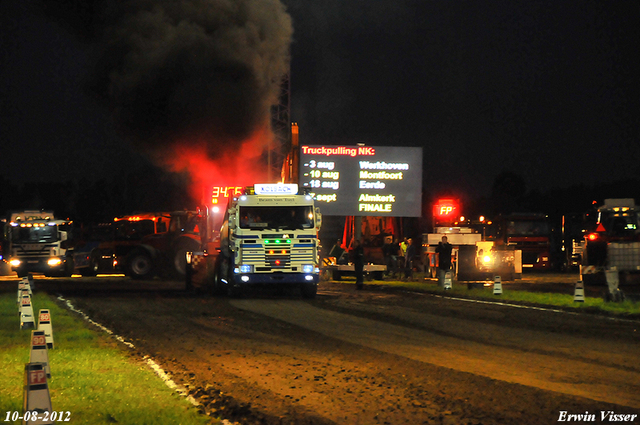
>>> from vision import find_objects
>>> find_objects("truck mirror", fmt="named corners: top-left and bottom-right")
top-left (229, 217), bottom-right (236, 230)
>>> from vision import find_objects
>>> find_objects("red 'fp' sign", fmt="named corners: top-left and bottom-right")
top-left (433, 199), bottom-right (459, 218)
top-left (29, 370), bottom-right (47, 385)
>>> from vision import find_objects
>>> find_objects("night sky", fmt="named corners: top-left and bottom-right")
top-left (1, 0), bottom-right (639, 200)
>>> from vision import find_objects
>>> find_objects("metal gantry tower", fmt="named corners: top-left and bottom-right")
top-left (268, 72), bottom-right (291, 182)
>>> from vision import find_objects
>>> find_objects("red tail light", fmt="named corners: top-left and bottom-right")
top-left (587, 233), bottom-right (598, 241)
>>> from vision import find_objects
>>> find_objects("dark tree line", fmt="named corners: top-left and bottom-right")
top-left (0, 163), bottom-right (195, 223)
top-left (2, 166), bottom-right (639, 228)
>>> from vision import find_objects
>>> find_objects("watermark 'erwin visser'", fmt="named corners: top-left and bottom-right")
top-left (558, 411), bottom-right (638, 422)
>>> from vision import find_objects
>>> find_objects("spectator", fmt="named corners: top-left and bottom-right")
top-left (350, 239), bottom-right (365, 290)
top-left (382, 236), bottom-right (398, 278)
top-left (404, 238), bottom-right (416, 281)
top-left (435, 235), bottom-right (453, 288)
top-left (328, 238), bottom-right (346, 264)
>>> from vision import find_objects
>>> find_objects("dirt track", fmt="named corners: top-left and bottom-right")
top-left (6, 275), bottom-right (640, 424)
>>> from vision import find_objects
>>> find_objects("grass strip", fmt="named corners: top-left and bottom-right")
top-left (336, 275), bottom-right (640, 317)
top-left (0, 290), bottom-right (216, 425)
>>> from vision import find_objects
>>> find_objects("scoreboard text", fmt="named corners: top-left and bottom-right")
top-left (299, 145), bottom-right (422, 216)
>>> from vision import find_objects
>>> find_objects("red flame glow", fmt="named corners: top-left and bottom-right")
top-left (160, 127), bottom-right (274, 205)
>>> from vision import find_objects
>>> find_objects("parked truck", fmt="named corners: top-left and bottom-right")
top-left (73, 213), bottom-right (170, 277)
top-left (422, 199), bottom-right (517, 281)
top-left (494, 213), bottom-right (553, 271)
top-left (581, 198), bottom-right (640, 285)
top-left (186, 183), bottom-right (323, 298)
top-left (72, 211), bottom-right (201, 279)
top-left (4, 210), bottom-right (74, 277)
top-left (129, 210), bottom-right (201, 279)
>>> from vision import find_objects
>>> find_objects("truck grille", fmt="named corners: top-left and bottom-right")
top-left (265, 243), bottom-right (290, 268)
top-left (241, 241), bottom-right (316, 271)
top-left (241, 241), bottom-right (291, 269)
top-left (15, 244), bottom-right (55, 257)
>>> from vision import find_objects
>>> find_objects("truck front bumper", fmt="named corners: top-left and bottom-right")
top-left (234, 273), bottom-right (319, 285)
top-left (11, 257), bottom-right (67, 275)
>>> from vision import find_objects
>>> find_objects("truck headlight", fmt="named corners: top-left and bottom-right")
top-left (239, 264), bottom-right (253, 273)
top-left (482, 255), bottom-right (492, 264)
top-left (303, 264), bottom-right (314, 273)
top-left (10, 259), bottom-right (21, 267)
top-left (48, 257), bottom-right (62, 267)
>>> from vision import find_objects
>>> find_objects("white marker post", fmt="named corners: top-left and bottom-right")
top-left (444, 271), bottom-right (452, 290)
top-left (20, 294), bottom-right (35, 329)
top-left (38, 310), bottom-right (54, 349)
top-left (493, 275), bottom-right (503, 295)
top-left (22, 363), bottom-right (53, 425)
top-left (18, 286), bottom-right (28, 307)
top-left (30, 330), bottom-right (51, 379)
top-left (573, 280), bottom-right (585, 303)
top-left (22, 276), bottom-right (33, 293)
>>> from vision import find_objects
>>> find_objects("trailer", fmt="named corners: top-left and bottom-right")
top-left (581, 198), bottom-right (640, 286)
top-left (321, 257), bottom-right (386, 281)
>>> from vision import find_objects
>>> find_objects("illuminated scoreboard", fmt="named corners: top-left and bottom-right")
top-left (299, 145), bottom-right (423, 217)
top-left (210, 186), bottom-right (243, 205)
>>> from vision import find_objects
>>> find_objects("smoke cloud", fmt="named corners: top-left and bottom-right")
top-left (95, 1), bottom-right (292, 153)
top-left (42, 0), bottom-right (293, 200)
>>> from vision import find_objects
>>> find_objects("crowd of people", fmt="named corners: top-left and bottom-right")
top-left (327, 233), bottom-right (454, 288)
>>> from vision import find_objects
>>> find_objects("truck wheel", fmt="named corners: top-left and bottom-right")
top-left (90, 255), bottom-right (101, 275)
top-left (211, 261), bottom-right (227, 296)
top-left (172, 239), bottom-right (201, 278)
top-left (64, 258), bottom-right (74, 277)
top-left (582, 272), bottom-right (606, 286)
top-left (301, 282), bottom-right (317, 299)
top-left (126, 250), bottom-right (155, 280)
top-left (227, 282), bottom-right (244, 298)
top-left (79, 253), bottom-right (100, 276)
top-left (79, 267), bottom-right (95, 277)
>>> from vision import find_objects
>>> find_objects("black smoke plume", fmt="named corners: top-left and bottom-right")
top-left (41, 0), bottom-right (292, 157)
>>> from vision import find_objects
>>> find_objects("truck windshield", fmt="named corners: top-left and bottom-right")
top-left (600, 211), bottom-right (638, 236)
top-left (239, 206), bottom-right (314, 230)
top-left (12, 225), bottom-right (58, 243)
top-left (114, 220), bottom-right (156, 240)
top-left (506, 220), bottom-right (550, 237)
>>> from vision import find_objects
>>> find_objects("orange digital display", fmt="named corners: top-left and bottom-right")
top-left (211, 186), bottom-right (243, 204)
